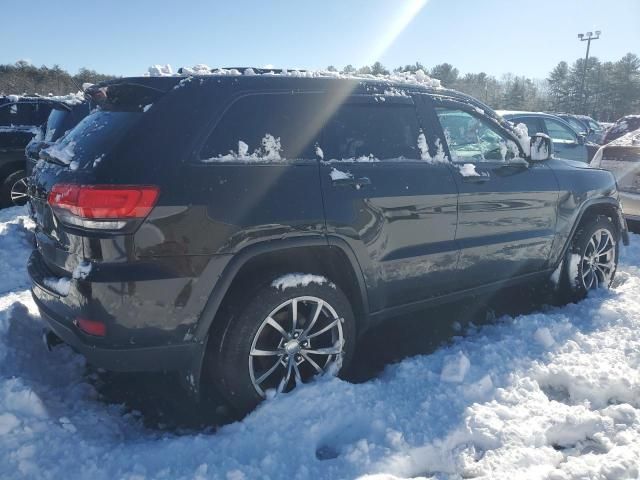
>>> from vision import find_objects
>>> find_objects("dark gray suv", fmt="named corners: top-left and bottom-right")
top-left (28, 70), bottom-right (628, 415)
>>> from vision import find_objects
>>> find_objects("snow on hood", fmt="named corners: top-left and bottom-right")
top-left (144, 64), bottom-right (442, 88)
top-left (2, 206), bottom-right (640, 478)
top-left (608, 128), bottom-right (640, 147)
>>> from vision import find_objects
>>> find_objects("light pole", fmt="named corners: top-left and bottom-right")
top-left (577, 30), bottom-right (601, 114)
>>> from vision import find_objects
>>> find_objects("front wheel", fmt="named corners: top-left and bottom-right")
top-left (560, 215), bottom-right (619, 301)
top-left (209, 277), bottom-right (356, 415)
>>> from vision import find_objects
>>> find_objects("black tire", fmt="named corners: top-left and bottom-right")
top-left (208, 277), bottom-right (356, 415)
top-left (0, 169), bottom-right (29, 207)
top-left (558, 215), bottom-right (619, 302)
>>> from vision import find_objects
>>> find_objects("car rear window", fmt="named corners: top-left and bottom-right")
top-left (44, 109), bottom-right (70, 141)
top-left (43, 110), bottom-right (141, 168)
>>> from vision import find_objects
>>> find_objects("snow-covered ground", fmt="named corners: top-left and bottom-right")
top-left (2, 205), bottom-right (640, 479)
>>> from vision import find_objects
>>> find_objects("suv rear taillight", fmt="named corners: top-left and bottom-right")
top-left (48, 184), bottom-right (159, 230)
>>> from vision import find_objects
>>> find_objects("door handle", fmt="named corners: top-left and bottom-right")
top-left (332, 176), bottom-right (372, 189)
top-left (461, 174), bottom-right (490, 183)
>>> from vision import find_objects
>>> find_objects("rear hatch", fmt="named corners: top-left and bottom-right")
top-left (29, 80), bottom-right (176, 280)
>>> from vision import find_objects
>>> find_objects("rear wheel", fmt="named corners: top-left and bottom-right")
top-left (559, 215), bottom-right (619, 302)
top-left (1, 170), bottom-right (29, 207)
top-left (209, 277), bottom-right (356, 415)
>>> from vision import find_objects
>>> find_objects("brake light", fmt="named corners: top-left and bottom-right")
top-left (48, 184), bottom-right (159, 230)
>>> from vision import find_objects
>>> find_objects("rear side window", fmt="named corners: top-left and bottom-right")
top-left (322, 103), bottom-right (420, 160)
top-left (200, 93), bottom-right (326, 160)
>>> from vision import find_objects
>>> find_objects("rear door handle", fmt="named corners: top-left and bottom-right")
top-left (461, 174), bottom-right (490, 183)
top-left (332, 176), bottom-right (372, 189)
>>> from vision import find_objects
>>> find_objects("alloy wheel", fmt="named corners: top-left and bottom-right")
top-left (248, 296), bottom-right (344, 397)
top-left (10, 177), bottom-right (29, 206)
top-left (580, 228), bottom-right (616, 290)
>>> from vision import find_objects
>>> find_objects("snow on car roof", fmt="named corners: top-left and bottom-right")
top-left (145, 63), bottom-right (443, 89)
top-left (0, 91), bottom-right (85, 107)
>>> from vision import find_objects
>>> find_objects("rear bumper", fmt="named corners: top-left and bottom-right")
top-left (33, 292), bottom-right (201, 372)
top-left (28, 248), bottom-right (217, 373)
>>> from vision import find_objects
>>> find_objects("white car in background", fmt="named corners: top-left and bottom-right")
top-left (591, 128), bottom-right (640, 222)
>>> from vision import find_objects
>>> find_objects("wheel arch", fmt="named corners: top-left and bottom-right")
top-left (554, 197), bottom-right (628, 269)
top-left (193, 236), bottom-right (370, 343)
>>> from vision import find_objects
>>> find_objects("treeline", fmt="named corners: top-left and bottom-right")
top-left (328, 53), bottom-right (640, 121)
top-left (0, 61), bottom-right (117, 97)
top-left (2, 54), bottom-right (638, 122)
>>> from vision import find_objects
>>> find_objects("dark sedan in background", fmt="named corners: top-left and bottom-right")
top-left (498, 111), bottom-right (599, 162)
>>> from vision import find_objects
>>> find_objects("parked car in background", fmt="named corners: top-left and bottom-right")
top-left (29, 71), bottom-right (627, 415)
top-left (602, 115), bottom-right (640, 145)
top-left (557, 113), bottom-right (605, 144)
top-left (25, 100), bottom-right (90, 175)
top-left (0, 96), bottom-right (56, 207)
top-left (591, 128), bottom-right (640, 223)
top-left (498, 111), bottom-right (598, 162)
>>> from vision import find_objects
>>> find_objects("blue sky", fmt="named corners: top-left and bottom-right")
top-left (2, 0), bottom-right (638, 79)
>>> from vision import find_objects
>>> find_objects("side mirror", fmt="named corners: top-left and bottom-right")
top-left (530, 133), bottom-right (552, 161)
top-left (577, 133), bottom-right (586, 145)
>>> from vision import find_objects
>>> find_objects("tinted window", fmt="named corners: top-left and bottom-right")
top-left (544, 118), bottom-right (577, 143)
top-left (0, 104), bottom-right (13, 126)
top-left (45, 111), bottom-right (141, 168)
top-left (322, 102), bottom-right (420, 160)
top-left (45, 109), bottom-right (70, 141)
top-left (201, 93), bottom-right (326, 160)
top-left (0, 102), bottom-right (50, 127)
top-left (436, 107), bottom-right (517, 162)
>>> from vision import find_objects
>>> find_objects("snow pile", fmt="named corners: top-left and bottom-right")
top-left (608, 128), bottom-right (640, 147)
top-left (1, 206), bottom-right (640, 478)
top-left (147, 64), bottom-right (174, 76)
top-left (512, 122), bottom-right (531, 157)
top-left (457, 163), bottom-right (480, 177)
top-left (143, 64), bottom-right (442, 89)
top-left (418, 132), bottom-right (449, 163)
top-left (329, 168), bottom-right (353, 181)
top-left (271, 273), bottom-right (335, 291)
top-left (2, 92), bottom-right (84, 107)
top-left (42, 140), bottom-right (76, 165)
top-left (202, 135), bottom-right (283, 163)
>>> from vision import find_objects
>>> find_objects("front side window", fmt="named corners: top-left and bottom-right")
top-left (201, 93), bottom-right (326, 161)
top-left (322, 102), bottom-right (420, 161)
top-left (436, 107), bottom-right (517, 162)
top-left (544, 118), bottom-right (577, 143)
